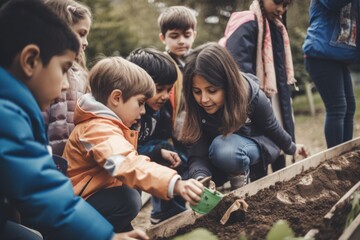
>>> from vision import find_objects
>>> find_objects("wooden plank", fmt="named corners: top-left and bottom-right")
top-left (324, 181), bottom-right (360, 220)
top-left (147, 209), bottom-right (199, 239)
top-left (147, 137), bottom-right (360, 238)
top-left (231, 137), bottom-right (360, 199)
top-left (339, 213), bottom-right (360, 240)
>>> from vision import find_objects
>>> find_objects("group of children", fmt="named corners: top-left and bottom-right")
top-left (0, 0), bottom-right (310, 239)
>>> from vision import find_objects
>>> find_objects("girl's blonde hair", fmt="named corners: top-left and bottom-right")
top-left (181, 42), bottom-right (249, 143)
top-left (45, 0), bottom-right (92, 28)
top-left (89, 57), bottom-right (155, 105)
top-left (45, 0), bottom-right (92, 68)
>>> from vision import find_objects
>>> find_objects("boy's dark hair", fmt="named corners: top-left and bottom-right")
top-left (0, 0), bottom-right (80, 68)
top-left (158, 6), bottom-right (197, 36)
top-left (89, 57), bottom-right (155, 105)
top-left (127, 48), bottom-right (177, 86)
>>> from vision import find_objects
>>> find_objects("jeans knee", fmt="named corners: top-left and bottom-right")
top-left (133, 194), bottom-right (142, 213)
top-left (210, 137), bottom-right (234, 163)
top-left (125, 190), bottom-right (142, 219)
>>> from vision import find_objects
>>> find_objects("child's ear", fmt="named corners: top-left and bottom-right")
top-left (107, 89), bottom-right (123, 107)
top-left (159, 33), bottom-right (166, 44)
top-left (20, 44), bottom-right (41, 78)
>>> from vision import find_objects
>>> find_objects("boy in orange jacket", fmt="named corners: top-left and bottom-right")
top-left (63, 56), bottom-right (204, 232)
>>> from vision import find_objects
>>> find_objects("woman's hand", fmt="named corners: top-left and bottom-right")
top-left (174, 179), bottom-right (204, 206)
top-left (161, 149), bottom-right (181, 168)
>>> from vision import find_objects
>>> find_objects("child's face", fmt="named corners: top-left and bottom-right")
top-left (72, 16), bottom-right (91, 54)
top-left (29, 50), bottom-right (75, 110)
top-left (160, 28), bottom-right (196, 58)
top-left (192, 74), bottom-right (224, 114)
top-left (263, 0), bottom-right (290, 21)
top-left (146, 83), bottom-right (173, 111)
top-left (113, 94), bottom-right (147, 127)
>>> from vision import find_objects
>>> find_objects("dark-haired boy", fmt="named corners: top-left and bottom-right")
top-left (157, 5), bottom-right (197, 147)
top-left (127, 48), bottom-right (189, 224)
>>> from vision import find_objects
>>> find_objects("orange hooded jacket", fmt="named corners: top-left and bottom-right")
top-left (63, 94), bottom-right (179, 200)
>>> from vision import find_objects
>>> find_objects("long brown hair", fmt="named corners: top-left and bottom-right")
top-left (181, 42), bottom-right (249, 143)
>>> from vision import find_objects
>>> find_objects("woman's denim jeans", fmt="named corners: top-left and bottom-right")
top-left (305, 58), bottom-right (355, 148)
top-left (209, 134), bottom-right (261, 175)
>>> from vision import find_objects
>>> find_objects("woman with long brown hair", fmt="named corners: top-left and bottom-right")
top-left (181, 42), bottom-right (307, 190)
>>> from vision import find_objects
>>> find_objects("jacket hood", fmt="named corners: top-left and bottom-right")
top-left (74, 93), bottom-right (124, 126)
top-left (242, 72), bottom-right (260, 103)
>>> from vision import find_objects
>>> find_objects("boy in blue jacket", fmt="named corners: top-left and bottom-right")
top-left (0, 0), bottom-right (148, 239)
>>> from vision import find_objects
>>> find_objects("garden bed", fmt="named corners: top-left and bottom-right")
top-left (149, 138), bottom-right (360, 240)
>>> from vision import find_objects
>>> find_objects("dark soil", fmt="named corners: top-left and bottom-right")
top-left (155, 149), bottom-right (360, 240)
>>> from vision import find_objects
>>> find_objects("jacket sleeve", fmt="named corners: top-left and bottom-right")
top-left (81, 122), bottom-right (177, 200)
top-left (319, 0), bottom-right (353, 10)
top-left (138, 143), bottom-right (165, 164)
top-left (0, 102), bottom-right (114, 240)
top-left (226, 20), bottom-right (258, 75)
top-left (250, 90), bottom-right (296, 155)
top-left (188, 134), bottom-right (213, 179)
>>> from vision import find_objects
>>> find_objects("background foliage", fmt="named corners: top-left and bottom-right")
top-left (78, 0), bottom-right (328, 90)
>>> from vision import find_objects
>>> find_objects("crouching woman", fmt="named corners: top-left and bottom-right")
top-left (181, 42), bottom-right (308, 190)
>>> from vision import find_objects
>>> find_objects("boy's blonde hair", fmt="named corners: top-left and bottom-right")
top-left (158, 6), bottom-right (197, 36)
top-left (89, 57), bottom-right (155, 105)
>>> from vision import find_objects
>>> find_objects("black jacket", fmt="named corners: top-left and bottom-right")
top-left (138, 103), bottom-right (173, 163)
top-left (226, 19), bottom-right (295, 142)
top-left (188, 73), bottom-right (296, 184)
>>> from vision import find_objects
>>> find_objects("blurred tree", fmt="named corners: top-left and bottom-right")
top-left (287, 0), bottom-right (312, 86)
top-left (79, 0), bottom-right (156, 66)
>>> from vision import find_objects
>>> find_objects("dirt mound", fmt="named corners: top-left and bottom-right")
top-left (155, 149), bottom-right (360, 240)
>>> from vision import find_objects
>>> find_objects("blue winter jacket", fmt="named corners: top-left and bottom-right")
top-left (303, 0), bottom-right (360, 62)
top-left (0, 67), bottom-right (114, 239)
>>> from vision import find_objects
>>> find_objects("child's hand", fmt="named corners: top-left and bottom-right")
top-left (161, 149), bottom-right (181, 168)
top-left (174, 179), bottom-right (204, 206)
top-left (112, 229), bottom-right (149, 240)
top-left (295, 144), bottom-right (309, 158)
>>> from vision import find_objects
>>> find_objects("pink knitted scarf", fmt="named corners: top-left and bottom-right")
top-left (250, 0), bottom-right (296, 96)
